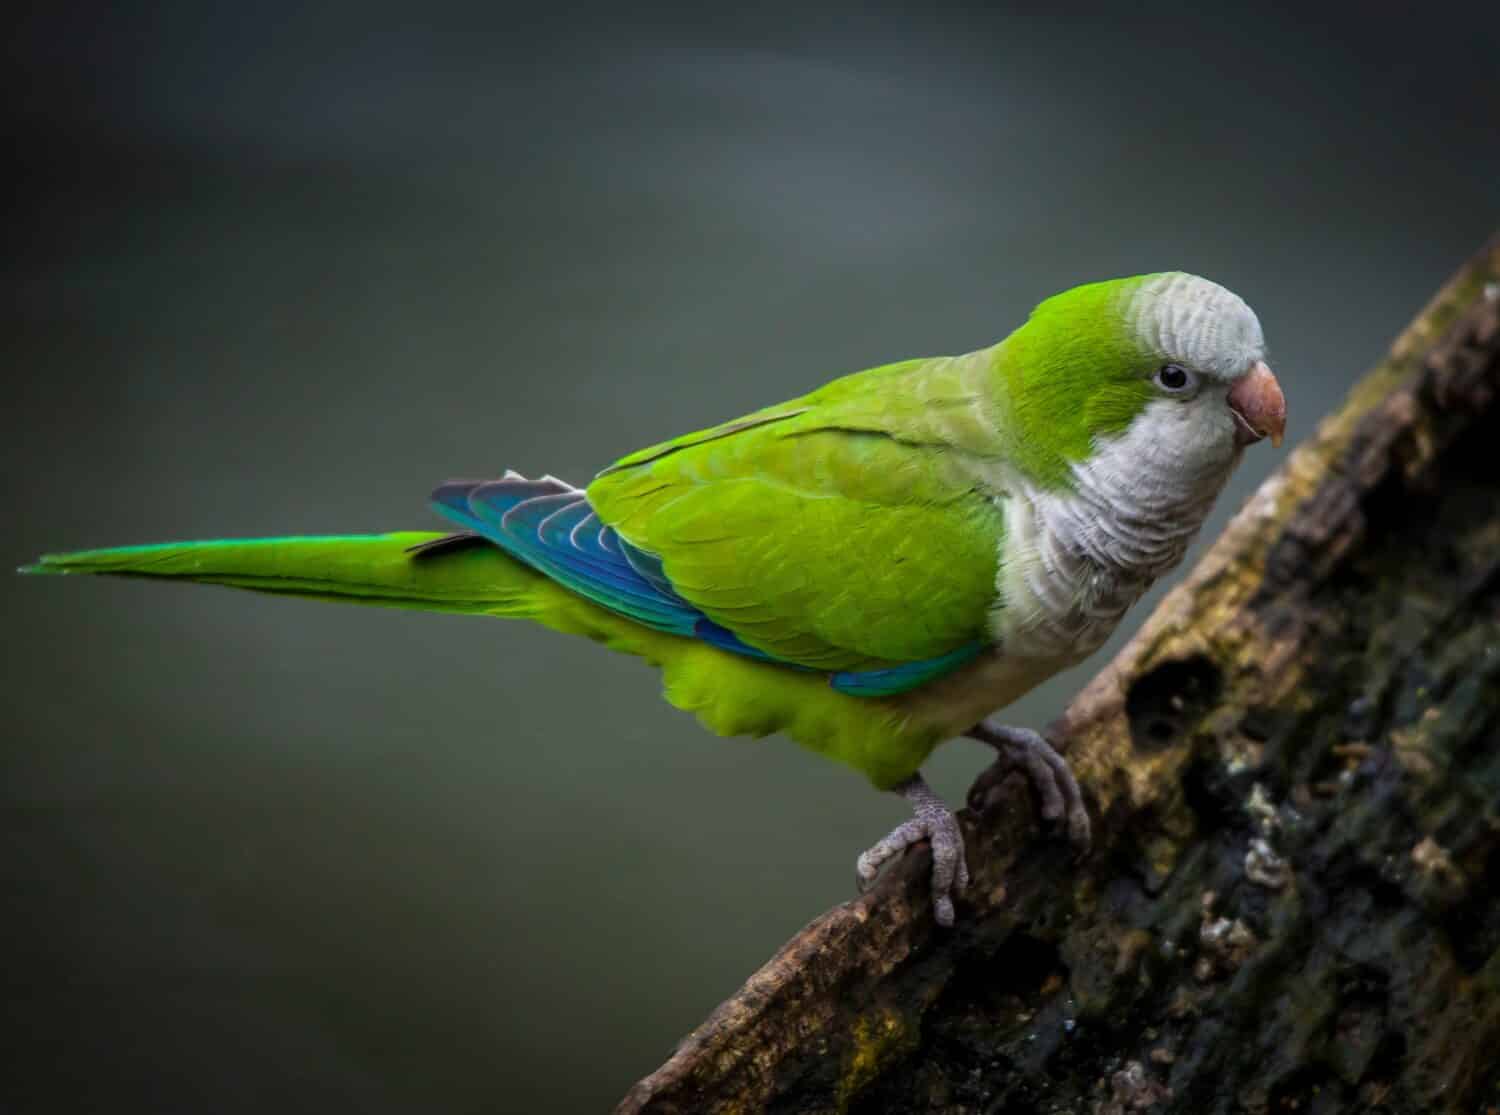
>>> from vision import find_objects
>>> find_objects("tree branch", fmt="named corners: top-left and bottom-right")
top-left (620, 236), bottom-right (1500, 1115)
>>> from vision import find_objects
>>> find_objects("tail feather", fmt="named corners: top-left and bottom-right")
top-left (20, 532), bottom-right (545, 617)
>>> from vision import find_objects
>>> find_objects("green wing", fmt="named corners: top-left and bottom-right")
top-left (588, 355), bottom-right (1005, 674)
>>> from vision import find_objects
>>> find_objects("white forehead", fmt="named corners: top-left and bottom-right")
top-left (1126, 272), bottom-right (1265, 380)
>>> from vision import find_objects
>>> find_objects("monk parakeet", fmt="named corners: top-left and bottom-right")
top-left (23, 272), bottom-right (1285, 926)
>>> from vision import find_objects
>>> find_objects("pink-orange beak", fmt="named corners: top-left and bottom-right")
top-left (1228, 360), bottom-right (1286, 448)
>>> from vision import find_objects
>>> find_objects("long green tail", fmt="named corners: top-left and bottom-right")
top-left (19, 532), bottom-right (546, 616)
top-left (19, 528), bottom-right (933, 786)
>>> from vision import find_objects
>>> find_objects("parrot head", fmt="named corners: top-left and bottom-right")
top-left (998, 271), bottom-right (1286, 491)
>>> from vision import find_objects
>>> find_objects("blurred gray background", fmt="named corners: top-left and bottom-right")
top-left (5, 3), bottom-right (1497, 1111)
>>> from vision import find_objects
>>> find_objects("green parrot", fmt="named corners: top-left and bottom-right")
top-left (22, 271), bottom-right (1285, 926)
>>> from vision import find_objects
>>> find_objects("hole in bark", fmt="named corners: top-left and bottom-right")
top-left (979, 934), bottom-right (1060, 1001)
top-left (935, 934), bottom-right (1066, 1022)
top-left (1180, 754), bottom-right (1250, 831)
top-left (1126, 656), bottom-right (1223, 753)
top-left (1444, 842), bottom-right (1500, 974)
top-left (1361, 1030), bottom-right (1407, 1085)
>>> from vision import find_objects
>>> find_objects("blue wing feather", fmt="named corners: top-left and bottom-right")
top-left (434, 476), bottom-right (699, 632)
top-left (429, 472), bottom-right (982, 696)
top-left (829, 642), bottom-right (985, 696)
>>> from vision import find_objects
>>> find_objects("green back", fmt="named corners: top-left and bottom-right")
top-left (590, 355), bottom-right (1006, 672)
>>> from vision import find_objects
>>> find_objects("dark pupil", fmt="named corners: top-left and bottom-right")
top-left (1160, 365), bottom-right (1187, 389)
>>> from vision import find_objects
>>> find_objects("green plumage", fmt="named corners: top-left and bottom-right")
top-left (992, 275), bottom-right (1156, 486)
top-left (590, 355), bottom-right (1007, 672)
top-left (24, 531), bottom-right (940, 787)
top-left (24, 273), bottom-right (1228, 790)
top-left (22, 534), bottom-right (534, 614)
top-left (23, 269), bottom-right (1282, 931)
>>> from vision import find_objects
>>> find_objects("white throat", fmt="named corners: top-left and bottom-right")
top-left (994, 398), bottom-right (1240, 658)
top-left (1043, 396), bottom-right (1239, 575)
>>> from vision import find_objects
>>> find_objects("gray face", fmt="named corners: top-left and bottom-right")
top-left (1114, 273), bottom-right (1285, 487)
top-left (1128, 273), bottom-right (1267, 385)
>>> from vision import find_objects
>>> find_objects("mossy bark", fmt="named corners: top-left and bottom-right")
top-left (619, 237), bottom-right (1500, 1115)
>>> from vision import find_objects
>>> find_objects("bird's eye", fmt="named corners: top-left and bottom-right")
top-left (1154, 364), bottom-right (1196, 393)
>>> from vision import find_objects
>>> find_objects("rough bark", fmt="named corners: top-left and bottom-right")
top-left (619, 236), bottom-right (1500, 1115)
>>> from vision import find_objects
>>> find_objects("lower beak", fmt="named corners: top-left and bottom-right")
top-left (1227, 361), bottom-right (1286, 448)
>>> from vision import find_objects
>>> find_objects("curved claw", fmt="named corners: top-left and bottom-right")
top-left (966, 723), bottom-right (1091, 854)
top-left (856, 776), bottom-right (969, 927)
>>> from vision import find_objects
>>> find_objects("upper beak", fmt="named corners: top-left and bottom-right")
top-left (1227, 360), bottom-right (1286, 448)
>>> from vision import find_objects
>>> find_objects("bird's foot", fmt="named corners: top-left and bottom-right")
top-left (966, 722), bottom-right (1091, 853)
top-left (856, 774), bottom-right (969, 927)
